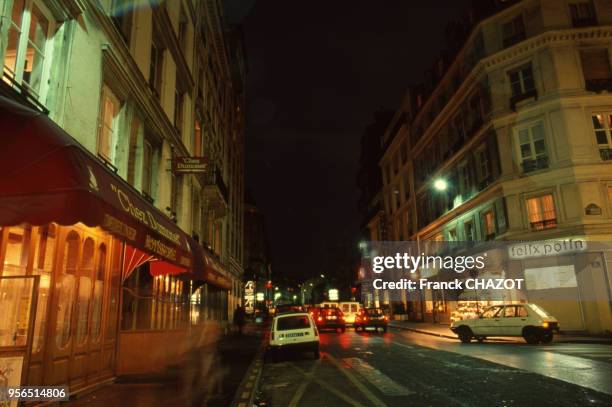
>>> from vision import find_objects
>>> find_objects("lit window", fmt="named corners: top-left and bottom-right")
top-left (483, 209), bottom-right (495, 239)
top-left (516, 122), bottom-right (547, 172)
top-left (526, 194), bottom-right (557, 230)
top-left (591, 114), bottom-right (612, 160)
top-left (2, 1), bottom-right (53, 100)
top-left (194, 120), bottom-right (203, 156)
top-left (97, 85), bottom-right (120, 162)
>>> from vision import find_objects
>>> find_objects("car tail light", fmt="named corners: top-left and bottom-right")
top-left (384, 316), bottom-right (388, 321)
top-left (317, 316), bottom-right (322, 322)
top-left (364, 317), bottom-right (368, 322)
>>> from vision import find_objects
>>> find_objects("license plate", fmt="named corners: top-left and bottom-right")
top-left (327, 316), bottom-right (337, 320)
top-left (285, 333), bottom-right (304, 337)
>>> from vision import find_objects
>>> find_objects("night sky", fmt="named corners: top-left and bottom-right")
top-left (237, 1), bottom-right (470, 282)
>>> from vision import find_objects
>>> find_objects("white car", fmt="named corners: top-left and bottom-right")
top-left (450, 303), bottom-right (559, 344)
top-left (269, 312), bottom-right (320, 359)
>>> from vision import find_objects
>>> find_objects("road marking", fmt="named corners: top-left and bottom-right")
top-left (325, 354), bottom-right (388, 407)
top-left (288, 362), bottom-right (365, 407)
top-left (343, 357), bottom-right (414, 397)
top-left (288, 360), bottom-right (320, 407)
top-left (392, 342), bottom-right (413, 350)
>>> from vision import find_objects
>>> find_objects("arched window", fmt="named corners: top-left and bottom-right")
top-left (75, 237), bottom-right (94, 344)
top-left (91, 243), bottom-right (106, 340)
top-left (55, 231), bottom-right (79, 348)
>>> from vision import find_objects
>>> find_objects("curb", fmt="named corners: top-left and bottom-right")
top-left (230, 335), bottom-right (267, 407)
top-left (389, 323), bottom-right (514, 342)
top-left (389, 323), bottom-right (612, 345)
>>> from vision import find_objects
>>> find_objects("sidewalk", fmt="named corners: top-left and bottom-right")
top-left (389, 320), bottom-right (612, 344)
top-left (66, 322), bottom-right (265, 407)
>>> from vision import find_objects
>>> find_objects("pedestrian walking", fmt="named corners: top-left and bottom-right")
top-left (233, 305), bottom-right (246, 335)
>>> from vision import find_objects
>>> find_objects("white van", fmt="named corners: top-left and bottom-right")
top-left (339, 302), bottom-right (362, 325)
top-left (269, 312), bottom-right (320, 359)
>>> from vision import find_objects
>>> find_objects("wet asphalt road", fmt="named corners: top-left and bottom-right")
top-left (258, 327), bottom-right (612, 407)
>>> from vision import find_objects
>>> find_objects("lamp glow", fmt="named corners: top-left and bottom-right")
top-left (433, 179), bottom-right (448, 191)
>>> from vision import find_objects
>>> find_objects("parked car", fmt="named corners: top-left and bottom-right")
top-left (313, 307), bottom-right (346, 333)
top-left (269, 312), bottom-right (320, 360)
top-left (354, 308), bottom-right (388, 333)
top-left (450, 303), bottom-right (559, 344)
top-left (339, 301), bottom-right (362, 325)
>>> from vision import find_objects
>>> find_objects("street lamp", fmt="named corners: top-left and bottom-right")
top-left (433, 178), bottom-right (448, 191)
top-left (320, 274), bottom-right (325, 278)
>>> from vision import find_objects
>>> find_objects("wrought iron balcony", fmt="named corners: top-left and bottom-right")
top-left (202, 168), bottom-right (229, 218)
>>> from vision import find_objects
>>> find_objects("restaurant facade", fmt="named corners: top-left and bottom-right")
top-left (0, 0), bottom-right (245, 395)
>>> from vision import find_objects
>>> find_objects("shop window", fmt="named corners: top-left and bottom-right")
top-left (90, 243), bottom-right (106, 341)
top-left (105, 239), bottom-right (122, 341)
top-left (502, 15), bottom-right (526, 48)
top-left (516, 122), bottom-right (548, 173)
top-left (570, 2), bottom-right (597, 27)
top-left (581, 49), bottom-right (612, 92)
top-left (97, 85), bottom-right (121, 163)
top-left (31, 224), bottom-right (56, 353)
top-left (56, 231), bottom-right (79, 348)
top-left (526, 194), bottom-right (557, 230)
top-left (2, 225), bottom-right (32, 276)
top-left (2, 0), bottom-right (53, 101)
top-left (591, 114), bottom-right (612, 160)
top-left (75, 237), bottom-right (94, 345)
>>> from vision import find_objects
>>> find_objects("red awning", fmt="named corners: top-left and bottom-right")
top-left (0, 96), bottom-right (192, 270)
top-left (183, 240), bottom-right (232, 290)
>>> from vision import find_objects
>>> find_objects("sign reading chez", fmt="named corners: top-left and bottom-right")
top-left (508, 238), bottom-right (587, 260)
top-left (172, 156), bottom-right (209, 174)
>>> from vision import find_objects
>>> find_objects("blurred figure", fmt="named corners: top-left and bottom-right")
top-left (233, 305), bottom-right (246, 335)
top-left (181, 320), bottom-right (227, 406)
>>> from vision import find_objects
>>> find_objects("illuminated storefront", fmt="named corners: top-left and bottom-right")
top-left (0, 98), bottom-right (231, 391)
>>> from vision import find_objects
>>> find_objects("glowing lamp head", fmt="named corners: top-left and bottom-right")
top-left (433, 179), bottom-right (448, 191)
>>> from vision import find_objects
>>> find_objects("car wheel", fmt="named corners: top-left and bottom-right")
top-left (458, 326), bottom-right (473, 343)
top-left (522, 328), bottom-right (539, 344)
top-left (539, 331), bottom-right (553, 344)
top-left (476, 336), bottom-right (485, 343)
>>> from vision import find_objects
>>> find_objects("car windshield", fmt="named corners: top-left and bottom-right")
top-left (366, 309), bottom-right (384, 316)
top-left (277, 315), bottom-right (311, 331)
top-left (530, 304), bottom-right (551, 318)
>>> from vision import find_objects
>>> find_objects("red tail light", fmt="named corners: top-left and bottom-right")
top-left (384, 316), bottom-right (388, 321)
top-left (317, 316), bottom-right (323, 322)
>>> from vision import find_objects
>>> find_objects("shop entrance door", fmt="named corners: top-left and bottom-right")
top-left (0, 275), bottom-right (39, 404)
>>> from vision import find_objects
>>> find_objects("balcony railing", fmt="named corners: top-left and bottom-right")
top-left (521, 156), bottom-right (549, 173)
top-left (204, 168), bottom-right (229, 204)
top-left (530, 218), bottom-right (557, 231)
top-left (510, 88), bottom-right (538, 110)
top-left (585, 78), bottom-right (612, 93)
top-left (600, 148), bottom-right (612, 161)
